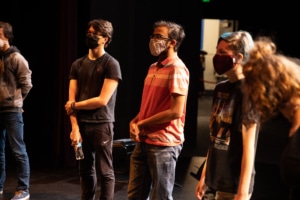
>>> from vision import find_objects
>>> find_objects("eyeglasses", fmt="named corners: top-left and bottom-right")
top-left (150, 34), bottom-right (171, 40)
top-left (86, 32), bottom-right (104, 38)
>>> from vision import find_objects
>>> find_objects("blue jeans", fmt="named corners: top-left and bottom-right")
top-left (127, 142), bottom-right (182, 200)
top-left (0, 112), bottom-right (30, 192)
top-left (78, 122), bottom-right (115, 200)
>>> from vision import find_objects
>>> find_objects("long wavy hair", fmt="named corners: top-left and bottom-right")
top-left (242, 37), bottom-right (300, 123)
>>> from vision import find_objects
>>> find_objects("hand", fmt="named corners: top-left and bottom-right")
top-left (195, 179), bottom-right (208, 200)
top-left (129, 122), bottom-right (139, 142)
top-left (65, 101), bottom-right (74, 115)
top-left (70, 129), bottom-right (82, 146)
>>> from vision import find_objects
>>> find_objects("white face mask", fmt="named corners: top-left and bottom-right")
top-left (0, 38), bottom-right (7, 48)
top-left (149, 39), bottom-right (167, 56)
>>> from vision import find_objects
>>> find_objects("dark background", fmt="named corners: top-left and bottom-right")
top-left (0, 0), bottom-right (298, 169)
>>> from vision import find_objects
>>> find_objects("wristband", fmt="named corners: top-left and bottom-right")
top-left (71, 102), bottom-right (76, 110)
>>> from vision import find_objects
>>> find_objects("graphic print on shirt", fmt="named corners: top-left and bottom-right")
top-left (209, 91), bottom-right (235, 150)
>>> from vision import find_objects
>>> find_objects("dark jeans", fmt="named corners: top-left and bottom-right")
top-left (78, 122), bottom-right (115, 200)
top-left (0, 112), bottom-right (30, 192)
top-left (127, 142), bottom-right (182, 200)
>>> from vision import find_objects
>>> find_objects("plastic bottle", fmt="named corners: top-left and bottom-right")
top-left (75, 142), bottom-right (84, 160)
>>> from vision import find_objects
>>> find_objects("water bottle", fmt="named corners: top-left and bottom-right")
top-left (75, 142), bottom-right (84, 160)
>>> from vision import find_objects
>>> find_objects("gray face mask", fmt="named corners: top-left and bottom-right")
top-left (149, 39), bottom-right (167, 56)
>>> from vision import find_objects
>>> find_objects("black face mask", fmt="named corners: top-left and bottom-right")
top-left (86, 34), bottom-right (99, 49)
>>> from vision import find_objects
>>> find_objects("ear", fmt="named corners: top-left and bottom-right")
top-left (102, 37), bottom-right (109, 44)
top-left (237, 53), bottom-right (243, 63)
top-left (169, 39), bottom-right (176, 47)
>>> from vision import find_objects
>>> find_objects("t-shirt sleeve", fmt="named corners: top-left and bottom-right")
top-left (105, 56), bottom-right (122, 82)
top-left (170, 64), bottom-right (189, 96)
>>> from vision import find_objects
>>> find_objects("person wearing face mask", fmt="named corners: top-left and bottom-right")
top-left (64, 19), bottom-right (122, 200)
top-left (127, 20), bottom-right (189, 200)
top-left (195, 31), bottom-right (259, 200)
top-left (0, 21), bottom-right (32, 200)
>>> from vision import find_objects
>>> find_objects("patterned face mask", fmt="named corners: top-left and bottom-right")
top-left (149, 39), bottom-right (167, 56)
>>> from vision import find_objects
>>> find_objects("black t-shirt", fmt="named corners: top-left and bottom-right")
top-left (205, 79), bottom-right (258, 193)
top-left (69, 53), bottom-right (122, 123)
